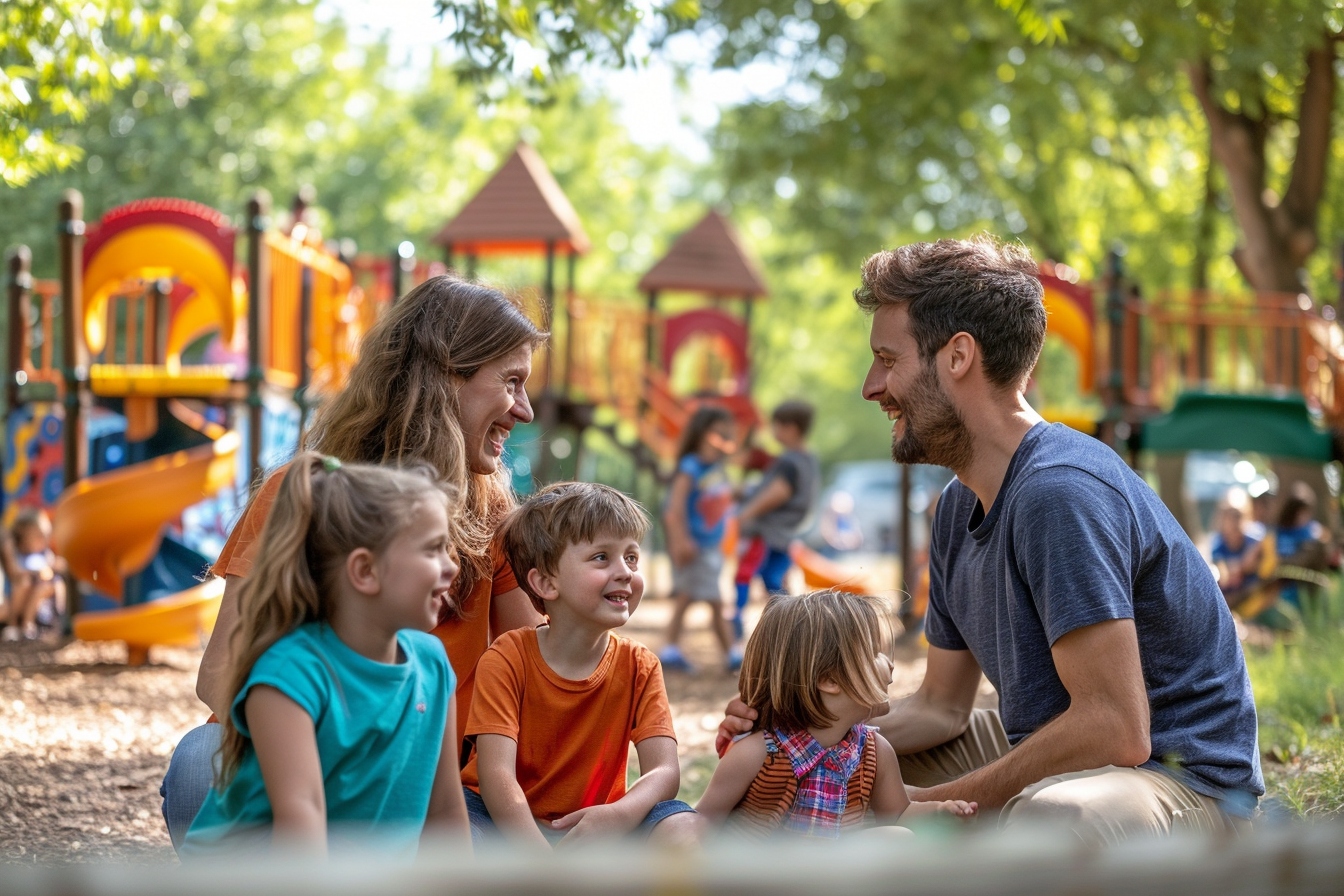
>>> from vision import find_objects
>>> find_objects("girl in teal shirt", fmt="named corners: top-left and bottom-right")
top-left (182, 454), bottom-right (469, 857)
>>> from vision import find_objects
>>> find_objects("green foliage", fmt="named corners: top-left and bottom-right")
top-left (433, 0), bottom-right (699, 84)
top-left (0, 0), bottom-right (176, 186)
top-left (1246, 581), bottom-right (1344, 818)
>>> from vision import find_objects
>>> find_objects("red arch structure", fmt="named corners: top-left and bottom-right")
top-left (661, 307), bottom-right (751, 393)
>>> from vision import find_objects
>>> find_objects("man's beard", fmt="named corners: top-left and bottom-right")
top-left (890, 362), bottom-right (974, 472)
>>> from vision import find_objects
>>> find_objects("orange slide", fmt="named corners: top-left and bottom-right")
top-left (52, 418), bottom-right (239, 664)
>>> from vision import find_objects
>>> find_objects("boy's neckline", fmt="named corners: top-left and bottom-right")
top-left (533, 624), bottom-right (613, 682)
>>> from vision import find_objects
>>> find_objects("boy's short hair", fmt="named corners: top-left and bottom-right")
top-left (501, 482), bottom-right (650, 614)
top-left (770, 400), bottom-right (815, 437)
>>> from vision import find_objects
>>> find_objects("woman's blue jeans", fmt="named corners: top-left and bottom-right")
top-left (159, 722), bottom-right (221, 850)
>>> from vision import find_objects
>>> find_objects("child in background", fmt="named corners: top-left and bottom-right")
top-left (659, 405), bottom-right (739, 673)
top-left (1265, 482), bottom-right (1331, 611)
top-left (182, 454), bottom-right (469, 857)
top-left (731, 400), bottom-right (821, 641)
top-left (1209, 501), bottom-right (1261, 608)
top-left (2, 509), bottom-right (65, 641)
top-left (460, 482), bottom-right (699, 847)
top-left (696, 590), bottom-right (976, 838)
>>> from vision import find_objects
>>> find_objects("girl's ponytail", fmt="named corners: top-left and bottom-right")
top-left (217, 453), bottom-right (329, 788)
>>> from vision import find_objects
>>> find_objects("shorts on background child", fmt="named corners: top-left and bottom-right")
top-left (673, 548), bottom-right (724, 603)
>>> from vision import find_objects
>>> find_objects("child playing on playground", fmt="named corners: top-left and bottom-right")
top-left (659, 405), bottom-right (739, 673)
top-left (460, 481), bottom-right (699, 848)
top-left (731, 400), bottom-right (821, 641)
top-left (181, 453), bottom-right (469, 857)
top-left (696, 589), bottom-right (976, 838)
top-left (1, 509), bottom-right (65, 641)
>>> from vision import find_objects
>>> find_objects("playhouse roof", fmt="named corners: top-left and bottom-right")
top-left (431, 143), bottom-right (590, 256)
top-left (638, 210), bottom-right (768, 297)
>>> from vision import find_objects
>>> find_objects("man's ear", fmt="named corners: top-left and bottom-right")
top-left (346, 548), bottom-right (380, 596)
top-left (944, 331), bottom-right (978, 382)
top-left (526, 567), bottom-right (561, 604)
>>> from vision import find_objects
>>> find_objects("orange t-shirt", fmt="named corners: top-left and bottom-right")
top-left (212, 468), bottom-right (519, 739)
top-left (460, 628), bottom-right (676, 822)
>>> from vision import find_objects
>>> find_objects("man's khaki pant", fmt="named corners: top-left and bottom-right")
top-left (896, 709), bottom-right (1243, 846)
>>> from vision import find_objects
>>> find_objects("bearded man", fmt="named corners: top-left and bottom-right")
top-left (722, 236), bottom-right (1262, 845)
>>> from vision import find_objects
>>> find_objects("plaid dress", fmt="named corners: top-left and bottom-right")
top-left (727, 724), bottom-right (878, 839)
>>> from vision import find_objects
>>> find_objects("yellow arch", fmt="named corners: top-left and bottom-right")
top-left (1042, 284), bottom-right (1094, 392)
top-left (83, 225), bottom-right (237, 356)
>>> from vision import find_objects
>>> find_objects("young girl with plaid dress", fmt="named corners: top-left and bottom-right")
top-left (696, 590), bottom-right (975, 838)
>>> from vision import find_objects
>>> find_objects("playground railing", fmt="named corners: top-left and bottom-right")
top-left (10, 278), bottom-right (64, 393)
top-left (263, 229), bottom-right (359, 395)
top-left (1116, 289), bottom-right (1344, 423)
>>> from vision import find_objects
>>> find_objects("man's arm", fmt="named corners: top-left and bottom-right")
top-left (475, 733), bottom-right (551, 849)
top-left (872, 644), bottom-right (982, 754)
top-left (909, 619), bottom-right (1150, 808)
top-left (197, 575), bottom-right (243, 716)
top-left (551, 735), bottom-right (680, 844)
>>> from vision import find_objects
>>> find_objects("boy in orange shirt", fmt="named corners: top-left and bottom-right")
top-left (459, 482), bottom-right (701, 847)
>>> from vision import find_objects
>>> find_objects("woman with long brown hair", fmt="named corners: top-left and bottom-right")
top-left (161, 276), bottom-right (546, 848)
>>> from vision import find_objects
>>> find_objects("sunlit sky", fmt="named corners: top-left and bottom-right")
top-left (320, 0), bottom-right (788, 162)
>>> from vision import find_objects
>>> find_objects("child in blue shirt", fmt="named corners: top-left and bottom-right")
top-left (659, 405), bottom-right (738, 673)
top-left (181, 453), bottom-right (469, 858)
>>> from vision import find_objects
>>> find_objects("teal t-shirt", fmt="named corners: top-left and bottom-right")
top-left (181, 623), bottom-right (454, 857)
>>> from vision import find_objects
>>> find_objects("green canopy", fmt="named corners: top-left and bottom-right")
top-left (1142, 391), bottom-right (1334, 461)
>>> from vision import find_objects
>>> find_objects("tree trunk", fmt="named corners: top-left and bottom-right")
top-left (1185, 39), bottom-right (1336, 294)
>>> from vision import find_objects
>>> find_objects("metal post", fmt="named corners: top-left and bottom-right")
top-left (58, 191), bottom-right (88, 491)
top-left (562, 249), bottom-right (576, 398)
top-left (536, 241), bottom-right (559, 485)
top-left (1104, 248), bottom-right (1125, 445)
top-left (296, 263), bottom-right (314, 429)
top-left (149, 278), bottom-right (170, 365)
top-left (898, 463), bottom-right (913, 618)
top-left (742, 295), bottom-right (753, 393)
top-left (391, 247), bottom-right (404, 301)
top-left (246, 191), bottom-right (271, 491)
top-left (7, 246), bottom-right (32, 414)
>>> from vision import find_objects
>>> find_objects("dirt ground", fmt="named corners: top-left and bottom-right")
top-left (0, 575), bottom-right (993, 866)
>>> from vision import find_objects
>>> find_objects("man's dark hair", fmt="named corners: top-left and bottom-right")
top-left (854, 235), bottom-right (1046, 389)
top-left (771, 399), bottom-right (815, 437)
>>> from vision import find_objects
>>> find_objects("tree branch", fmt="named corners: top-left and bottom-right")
top-left (1281, 37), bottom-right (1336, 239)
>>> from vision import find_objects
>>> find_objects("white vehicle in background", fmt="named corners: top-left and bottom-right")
top-left (804, 461), bottom-right (954, 556)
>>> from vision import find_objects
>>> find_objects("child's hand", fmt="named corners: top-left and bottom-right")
top-left (928, 799), bottom-right (977, 819)
top-left (669, 537), bottom-right (699, 568)
top-left (550, 803), bottom-right (631, 846)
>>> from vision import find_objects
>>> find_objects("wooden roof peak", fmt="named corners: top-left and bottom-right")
top-left (638, 210), bottom-right (768, 297)
top-left (432, 142), bottom-right (590, 256)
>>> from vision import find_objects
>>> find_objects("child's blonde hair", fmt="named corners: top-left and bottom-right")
top-left (738, 590), bottom-right (894, 733)
top-left (500, 481), bottom-right (649, 615)
top-left (217, 452), bottom-right (450, 787)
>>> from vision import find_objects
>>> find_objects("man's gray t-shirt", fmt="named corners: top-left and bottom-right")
top-left (925, 423), bottom-right (1263, 812)
top-left (749, 449), bottom-right (821, 550)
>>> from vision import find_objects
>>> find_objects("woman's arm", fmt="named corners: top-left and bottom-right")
top-left (694, 732), bottom-right (768, 823)
top-left (247, 685), bottom-right (326, 855)
top-left (489, 587), bottom-right (544, 640)
top-left (422, 695), bottom-right (471, 849)
top-left (196, 575), bottom-right (243, 716)
top-left (475, 733), bottom-right (550, 850)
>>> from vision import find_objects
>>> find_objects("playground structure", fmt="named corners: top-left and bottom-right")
top-left (9, 143), bottom-right (1344, 660)
top-left (5, 190), bottom-right (374, 663)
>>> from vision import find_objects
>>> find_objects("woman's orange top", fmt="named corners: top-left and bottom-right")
top-left (213, 470), bottom-right (518, 740)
